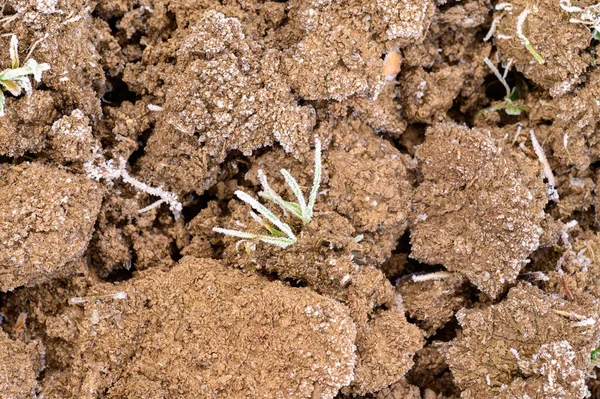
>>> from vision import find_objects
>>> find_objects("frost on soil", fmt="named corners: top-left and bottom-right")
top-left (326, 119), bottom-right (413, 264)
top-left (492, 0), bottom-right (592, 96)
top-left (282, 0), bottom-right (433, 101)
top-left (136, 9), bottom-right (316, 194)
top-left (398, 272), bottom-right (470, 336)
top-left (411, 123), bottom-right (548, 298)
top-left (443, 283), bottom-right (599, 399)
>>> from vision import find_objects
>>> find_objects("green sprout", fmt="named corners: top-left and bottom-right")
top-left (517, 9), bottom-right (545, 64)
top-left (0, 35), bottom-right (50, 116)
top-left (478, 57), bottom-right (527, 117)
top-left (213, 138), bottom-right (322, 249)
top-left (591, 345), bottom-right (600, 366)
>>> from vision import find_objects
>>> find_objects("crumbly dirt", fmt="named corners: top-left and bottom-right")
top-left (52, 257), bottom-right (356, 398)
top-left (411, 123), bottom-right (549, 298)
top-left (0, 162), bottom-right (102, 291)
top-left (1, 0), bottom-right (600, 397)
top-left (443, 283), bottom-right (600, 398)
top-left (0, 329), bottom-right (44, 397)
top-left (398, 272), bottom-right (470, 336)
top-left (492, 0), bottom-right (594, 97)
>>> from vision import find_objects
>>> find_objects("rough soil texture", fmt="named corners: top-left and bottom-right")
top-left (0, 329), bottom-right (44, 397)
top-left (0, 163), bottom-right (102, 291)
top-left (59, 257), bottom-right (357, 399)
top-left (492, 0), bottom-right (594, 96)
top-left (1, 0), bottom-right (600, 397)
top-left (411, 123), bottom-right (548, 298)
top-left (444, 283), bottom-right (600, 398)
top-left (398, 272), bottom-right (470, 336)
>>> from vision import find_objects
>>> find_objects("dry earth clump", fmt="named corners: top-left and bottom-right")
top-left (1, 0), bottom-right (600, 396)
top-left (491, 0), bottom-right (593, 96)
top-left (346, 309), bottom-right (424, 395)
top-left (213, 121), bottom-right (423, 394)
top-left (444, 283), bottom-right (600, 398)
top-left (135, 9), bottom-right (317, 194)
top-left (411, 123), bottom-right (549, 298)
top-left (0, 163), bottom-right (102, 291)
top-left (527, 69), bottom-right (600, 173)
top-left (65, 257), bottom-right (356, 399)
top-left (0, 329), bottom-right (45, 397)
top-left (0, 91), bottom-right (56, 157)
top-left (398, 272), bottom-right (470, 336)
top-left (326, 119), bottom-right (413, 264)
top-left (3, 0), bottom-right (122, 118)
top-left (282, 0), bottom-right (434, 101)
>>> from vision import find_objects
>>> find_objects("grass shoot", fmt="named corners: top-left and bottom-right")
top-left (213, 138), bottom-right (322, 249)
top-left (478, 57), bottom-right (527, 116)
top-left (516, 9), bottom-right (545, 64)
top-left (0, 35), bottom-right (50, 116)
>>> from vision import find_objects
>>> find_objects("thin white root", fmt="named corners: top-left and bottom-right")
top-left (138, 199), bottom-right (167, 214)
top-left (70, 291), bottom-right (128, 305)
top-left (147, 103), bottom-right (163, 112)
top-left (484, 57), bottom-right (511, 97)
top-left (512, 124), bottom-right (523, 145)
top-left (495, 2), bottom-right (513, 11)
top-left (85, 157), bottom-right (182, 220)
top-left (529, 129), bottom-right (558, 200)
top-left (551, 308), bottom-right (592, 322)
top-left (484, 16), bottom-right (502, 41)
top-left (560, 220), bottom-right (578, 249)
top-left (411, 271), bottom-right (453, 282)
top-left (559, 0), bottom-right (582, 13)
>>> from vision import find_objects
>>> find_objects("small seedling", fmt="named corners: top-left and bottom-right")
top-left (353, 234), bottom-right (364, 243)
top-left (517, 9), bottom-right (545, 64)
top-left (0, 35), bottom-right (50, 116)
top-left (478, 57), bottom-right (527, 116)
top-left (213, 139), bottom-right (322, 249)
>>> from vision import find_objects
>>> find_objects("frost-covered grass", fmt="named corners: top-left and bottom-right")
top-left (85, 154), bottom-right (183, 220)
top-left (516, 9), bottom-right (545, 64)
top-left (0, 35), bottom-right (50, 116)
top-left (559, 0), bottom-right (600, 40)
top-left (213, 139), bottom-right (322, 249)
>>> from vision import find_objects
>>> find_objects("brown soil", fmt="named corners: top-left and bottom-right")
top-left (1, 0), bottom-right (599, 398)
